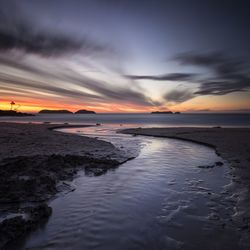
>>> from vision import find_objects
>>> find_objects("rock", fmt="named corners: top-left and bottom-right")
top-left (85, 167), bottom-right (107, 176)
top-left (25, 204), bottom-right (52, 220)
top-left (0, 204), bottom-right (52, 249)
top-left (197, 165), bottom-right (214, 169)
top-left (215, 161), bottom-right (224, 166)
top-left (0, 216), bottom-right (26, 248)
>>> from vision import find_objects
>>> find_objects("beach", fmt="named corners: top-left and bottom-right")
top-left (0, 122), bottom-right (130, 248)
top-left (1, 123), bottom-right (250, 249)
top-left (121, 127), bottom-right (250, 246)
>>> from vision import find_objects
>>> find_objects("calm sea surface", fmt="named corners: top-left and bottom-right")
top-left (1, 113), bottom-right (250, 127)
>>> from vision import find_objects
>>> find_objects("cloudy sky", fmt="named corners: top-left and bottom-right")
top-left (0, 0), bottom-right (250, 112)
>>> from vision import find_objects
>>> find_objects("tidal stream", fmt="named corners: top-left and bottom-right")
top-left (22, 125), bottom-right (242, 250)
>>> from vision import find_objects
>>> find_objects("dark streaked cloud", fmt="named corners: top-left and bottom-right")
top-left (1, 0), bottom-right (249, 111)
top-left (0, 72), bottom-right (101, 100)
top-left (0, 8), bottom-right (109, 57)
top-left (128, 52), bottom-right (250, 103)
top-left (176, 52), bottom-right (250, 96)
top-left (0, 54), bottom-right (159, 108)
top-left (175, 52), bottom-right (249, 78)
top-left (59, 73), bottom-right (159, 106)
top-left (125, 73), bottom-right (195, 81)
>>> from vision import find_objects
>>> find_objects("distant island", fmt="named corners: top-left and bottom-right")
top-left (75, 109), bottom-right (96, 114)
top-left (38, 109), bottom-right (96, 114)
top-left (39, 109), bottom-right (73, 114)
top-left (151, 111), bottom-right (181, 114)
top-left (0, 110), bottom-right (34, 117)
top-left (151, 111), bottom-right (173, 114)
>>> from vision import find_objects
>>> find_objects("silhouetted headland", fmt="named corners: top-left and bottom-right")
top-left (75, 109), bottom-right (96, 114)
top-left (0, 110), bottom-right (34, 116)
top-left (39, 109), bottom-right (73, 114)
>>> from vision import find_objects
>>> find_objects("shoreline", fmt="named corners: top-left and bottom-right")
top-left (120, 127), bottom-right (250, 162)
top-left (0, 122), bottom-right (131, 249)
top-left (121, 127), bottom-right (250, 246)
top-left (1, 123), bottom-right (250, 248)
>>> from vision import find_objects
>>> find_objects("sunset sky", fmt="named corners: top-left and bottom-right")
top-left (0, 0), bottom-right (250, 113)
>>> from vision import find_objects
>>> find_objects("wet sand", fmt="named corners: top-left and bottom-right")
top-left (0, 122), bottom-right (130, 249)
top-left (0, 123), bottom-right (129, 164)
top-left (121, 127), bottom-right (250, 246)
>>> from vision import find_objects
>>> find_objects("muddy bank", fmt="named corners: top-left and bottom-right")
top-left (121, 127), bottom-right (250, 247)
top-left (0, 122), bottom-right (131, 249)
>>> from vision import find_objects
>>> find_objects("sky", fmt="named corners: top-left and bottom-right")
top-left (0, 0), bottom-right (250, 113)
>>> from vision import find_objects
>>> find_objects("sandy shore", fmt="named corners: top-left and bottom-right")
top-left (0, 122), bottom-right (131, 248)
top-left (1, 123), bottom-right (250, 248)
top-left (0, 123), bottom-right (129, 164)
top-left (121, 127), bottom-right (250, 246)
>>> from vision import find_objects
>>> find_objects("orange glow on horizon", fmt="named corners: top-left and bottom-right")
top-left (0, 99), bottom-right (158, 113)
top-left (1, 92), bottom-right (249, 114)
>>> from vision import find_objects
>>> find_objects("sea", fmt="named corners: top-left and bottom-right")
top-left (1, 113), bottom-right (250, 127)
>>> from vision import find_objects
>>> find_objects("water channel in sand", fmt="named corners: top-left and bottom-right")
top-left (19, 125), bottom-right (243, 250)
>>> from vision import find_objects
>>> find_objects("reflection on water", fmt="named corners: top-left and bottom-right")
top-left (22, 126), bottom-right (242, 250)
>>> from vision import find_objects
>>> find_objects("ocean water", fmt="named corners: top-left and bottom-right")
top-left (12, 125), bottom-right (244, 250)
top-left (1, 113), bottom-right (250, 127)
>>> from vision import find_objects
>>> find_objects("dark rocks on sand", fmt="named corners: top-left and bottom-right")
top-left (197, 165), bottom-right (215, 169)
top-left (198, 161), bottom-right (224, 169)
top-left (0, 153), bottom-right (121, 247)
top-left (0, 154), bottom-right (120, 203)
top-left (215, 161), bottom-right (224, 166)
top-left (0, 204), bottom-right (52, 249)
